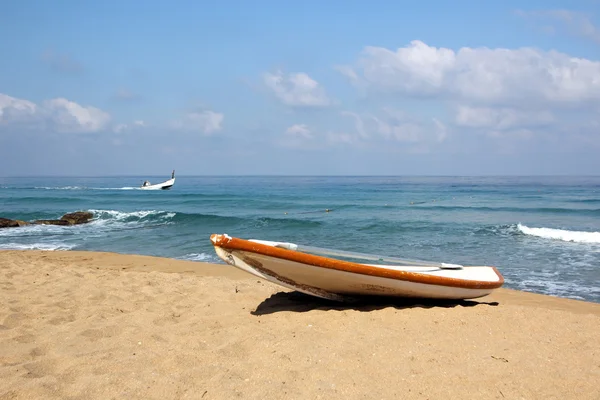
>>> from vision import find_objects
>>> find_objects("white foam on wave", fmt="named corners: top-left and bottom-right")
top-left (0, 242), bottom-right (75, 251)
top-left (85, 209), bottom-right (177, 233)
top-left (177, 253), bottom-right (219, 262)
top-left (0, 209), bottom-right (176, 243)
top-left (516, 278), bottom-right (600, 301)
top-left (0, 223), bottom-right (76, 237)
top-left (0, 209), bottom-right (178, 255)
top-left (517, 223), bottom-right (600, 244)
top-left (90, 209), bottom-right (176, 221)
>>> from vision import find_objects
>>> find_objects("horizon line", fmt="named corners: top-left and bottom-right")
top-left (2, 174), bottom-right (600, 179)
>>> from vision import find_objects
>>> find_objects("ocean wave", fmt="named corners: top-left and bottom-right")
top-left (517, 224), bottom-right (600, 244)
top-left (90, 209), bottom-right (176, 221)
top-left (474, 224), bottom-right (520, 237)
top-left (252, 216), bottom-right (322, 228)
top-left (90, 209), bottom-right (323, 228)
top-left (414, 205), bottom-right (600, 216)
top-left (516, 278), bottom-right (600, 301)
top-left (4, 196), bottom-right (81, 204)
top-left (0, 223), bottom-right (80, 238)
top-left (84, 209), bottom-right (177, 232)
top-left (0, 242), bottom-right (75, 251)
top-left (570, 198), bottom-right (600, 204)
top-left (176, 253), bottom-right (221, 263)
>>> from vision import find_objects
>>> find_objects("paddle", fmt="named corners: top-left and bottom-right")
top-left (248, 239), bottom-right (463, 269)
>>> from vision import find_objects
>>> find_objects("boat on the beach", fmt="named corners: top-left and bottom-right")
top-left (140, 170), bottom-right (176, 190)
top-left (210, 233), bottom-right (504, 301)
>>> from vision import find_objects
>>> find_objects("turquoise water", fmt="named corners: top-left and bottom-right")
top-left (1, 176), bottom-right (599, 303)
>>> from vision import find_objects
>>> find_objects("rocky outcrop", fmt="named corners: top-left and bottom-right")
top-left (0, 218), bottom-right (30, 228)
top-left (60, 211), bottom-right (94, 225)
top-left (0, 211), bottom-right (94, 229)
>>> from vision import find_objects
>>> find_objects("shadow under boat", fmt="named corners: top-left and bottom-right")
top-left (251, 290), bottom-right (500, 316)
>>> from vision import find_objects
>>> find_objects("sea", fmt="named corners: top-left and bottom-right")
top-left (1, 175), bottom-right (599, 304)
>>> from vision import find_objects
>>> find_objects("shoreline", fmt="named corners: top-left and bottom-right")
top-left (2, 250), bottom-right (599, 399)
top-left (3, 249), bottom-right (599, 308)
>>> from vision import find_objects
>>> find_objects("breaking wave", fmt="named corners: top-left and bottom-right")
top-left (0, 242), bottom-right (75, 251)
top-left (517, 224), bottom-right (600, 244)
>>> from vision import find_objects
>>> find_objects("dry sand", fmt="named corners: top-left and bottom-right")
top-left (1, 250), bottom-right (599, 400)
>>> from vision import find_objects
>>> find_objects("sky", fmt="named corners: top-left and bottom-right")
top-left (1, 0), bottom-right (599, 176)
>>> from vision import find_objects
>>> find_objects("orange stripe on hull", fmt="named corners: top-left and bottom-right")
top-left (210, 234), bottom-right (504, 290)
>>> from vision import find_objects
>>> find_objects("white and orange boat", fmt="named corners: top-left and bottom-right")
top-left (140, 170), bottom-right (175, 190)
top-left (210, 233), bottom-right (504, 302)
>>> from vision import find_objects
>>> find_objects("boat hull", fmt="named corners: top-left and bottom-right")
top-left (140, 178), bottom-right (175, 190)
top-left (211, 234), bottom-right (504, 301)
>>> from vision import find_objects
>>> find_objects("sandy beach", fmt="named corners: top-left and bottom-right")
top-left (1, 250), bottom-right (599, 400)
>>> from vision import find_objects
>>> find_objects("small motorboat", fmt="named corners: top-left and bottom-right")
top-left (140, 170), bottom-right (176, 190)
top-left (210, 233), bottom-right (504, 302)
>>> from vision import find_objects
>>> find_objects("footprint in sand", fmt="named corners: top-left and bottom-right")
top-left (152, 313), bottom-right (182, 327)
top-left (151, 334), bottom-right (168, 343)
top-left (87, 292), bottom-right (107, 302)
top-left (29, 346), bottom-right (48, 358)
top-left (1, 282), bottom-right (16, 291)
top-left (52, 300), bottom-right (74, 310)
top-left (79, 325), bottom-right (122, 341)
top-left (48, 314), bottom-right (76, 326)
top-left (2, 313), bottom-right (27, 329)
top-left (21, 359), bottom-right (56, 379)
top-left (13, 333), bottom-right (37, 344)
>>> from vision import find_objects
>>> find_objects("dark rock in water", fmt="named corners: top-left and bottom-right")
top-left (33, 211), bottom-right (94, 226)
top-left (60, 211), bottom-right (94, 225)
top-left (0, 218), bottom-right (30, 228)
top-left (0, 211), bottom-right (94, 229)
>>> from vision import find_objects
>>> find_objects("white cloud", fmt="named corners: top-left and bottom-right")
top-left (325, 131), bottom-right (360, 145)
top-left (44, 98), bottom-right (111, 133)
top-left (279, 124), bottom-right (317, 149)
top-left (340, 40), bottom-right (600, 105)
top-left (455, 106), bottom-right (555, 130)
top-left (0, 93), bottom-right (38, 124)
top-left (264, 70), bottom-right (332, 107)
top-left (343, 109), bottom-right (448, 145)
top-left (172, 110), bottom-right (224, 134)
top-left (433, 118), bottom-right (448, 142)
top-left (0, 93), bottom-right (111, 133)
top-left (285, 124), bottom-right (313, 139)
top-left (333, 65), bottom-right (359, 83)
top-left (283, 109), bottom-right (447, 151)
top-left (370, 109), bottom-right (423, 143)
top-left (114, 120), bottom-right (145, 133)
top-left (517, 9), bottom-right (600, 43)
top-left (1, 92), bottom-right (225, 137)
top-left (341, 111), bottom-right (369, 139)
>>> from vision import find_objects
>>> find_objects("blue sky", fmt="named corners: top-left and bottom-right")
top-left (1, 0), bottom-right (599, 176)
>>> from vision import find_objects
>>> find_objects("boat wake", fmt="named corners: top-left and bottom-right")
top-left (32, 186), bottom-right (146, 190)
